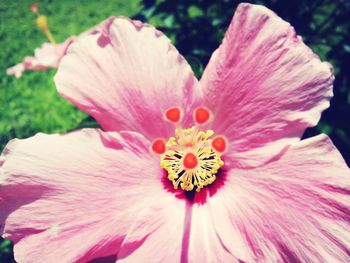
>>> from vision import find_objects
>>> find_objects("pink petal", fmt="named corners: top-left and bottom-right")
top-left (200, 3), bottom-right (334, 166)
top-left (117, 198), bottom-right (187, 262)
top-left (207, 135), bottom-right (350, 262)
top-left (188, 204), bottom-right (240, 262)
top-left (31, 39), bottom-right (74, 68)
top-left (54, 17), bottom-right (198, 139)
top-left (6, 39), bottom-right (73, 78)
top-left (0, 129), bottom-right (182, 262)
top-left (6, 63), bottom-right (25, 78)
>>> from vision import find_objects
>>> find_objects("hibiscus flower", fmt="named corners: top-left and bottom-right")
top-left (6, 39), bottom-right (72, 78)
top-left (1, 3), bottom-right (349, 262)
top-left (6, 3), bottom-right (112, 78)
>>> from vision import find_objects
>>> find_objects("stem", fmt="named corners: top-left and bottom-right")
top-left (43, 28), bottom-right (56, 44)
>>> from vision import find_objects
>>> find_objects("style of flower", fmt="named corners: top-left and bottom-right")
top-left (1, 3), bottom-right (349, 263)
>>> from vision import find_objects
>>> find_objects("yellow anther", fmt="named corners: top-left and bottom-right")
top-left (36, 15), bottom-right (48, 30)
top-left (160, 126), bottom-right (224, 192)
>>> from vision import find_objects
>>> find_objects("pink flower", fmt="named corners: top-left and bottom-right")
top-left (1, 3), bottom-right (349, 262)
top-left (6, 39), bottom-right (73, 78)
top-left (6, 18), bottom-right (113, 78)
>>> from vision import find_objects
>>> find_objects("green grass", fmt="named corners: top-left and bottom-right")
top-left (0, 0), bottom-right (141, 259)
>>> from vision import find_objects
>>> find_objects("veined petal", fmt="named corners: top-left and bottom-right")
top-left (55, 17), bottom-right (198, 139)
top-left (0, 129), bottom-right (181, 262)
top-left (200, 3), bottom-right (333, 166)
top-left (117, 198), bottom-right (187, 262)
top-left (188, 203), bottom-right (240, 263)
top-left (207, 135), bottom-right (350, 262)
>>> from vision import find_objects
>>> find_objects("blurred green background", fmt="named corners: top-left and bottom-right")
top-left (1, 0), bottom-right (349, 261)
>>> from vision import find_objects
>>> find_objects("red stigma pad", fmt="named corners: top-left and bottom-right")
top-left (183, 153), bottom-right (198, 169)
top-left (194, 107), bottom-right (210, 124)
top-left (152, 139), bottom-right (166, 154)
top-left (165, 107), bottom-right (182, 123)
top-left (212, 136), bottom-right (227, 153)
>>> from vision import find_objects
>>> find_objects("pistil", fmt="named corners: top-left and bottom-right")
top-left (152, 107), bottom-right (227, 192)
top-left (31, 2), bottom-right (56, 44)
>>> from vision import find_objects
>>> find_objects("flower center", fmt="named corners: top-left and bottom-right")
top-left (152, 107), bottom-right (227, 192)
top-left (160, 126), bottom-right (224, 192)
